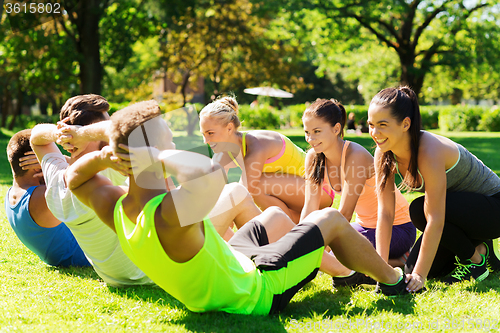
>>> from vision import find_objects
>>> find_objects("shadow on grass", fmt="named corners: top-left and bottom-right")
top-left (46, 265), bottom-right (102, 281)
top-left (103, 275), bottom-right (420, 332)
top-left (285, 284), bottom-right (417, 319)
top-left (108, 285), bottom-right (288, 333)
top-left (448, 271), bottom-right (500, 294)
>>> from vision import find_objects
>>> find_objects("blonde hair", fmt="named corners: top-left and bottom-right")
top-left (199, 96), bottom-right (241, 129)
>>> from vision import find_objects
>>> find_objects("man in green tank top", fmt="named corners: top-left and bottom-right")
top-left (65, 100), bottom-right (410, 315)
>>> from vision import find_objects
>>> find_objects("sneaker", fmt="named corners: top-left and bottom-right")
top-left (484, 239), bottom-right (500, 273)
top-left (332, 271), bottom-right (376, 287)
top-left (444, 254), bottom-right (489, 284)
top-left (376, 267), bottom-right (409, 296)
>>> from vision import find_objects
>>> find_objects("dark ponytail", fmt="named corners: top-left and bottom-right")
top-left (303, 98), bottom-right (346, 186)
top-left (371, 86), bottom-right (422, 192)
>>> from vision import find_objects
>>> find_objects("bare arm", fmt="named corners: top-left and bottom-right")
top-left (374, 148), bottom-right (396, 262)
top-left (406, 148), bottom-right (447, 292)
top-left (30, 124), bottom-right (61, 161)
top-left (337, 146), bottom-right (371, 222)
top-left (57, 120), bottom-right (111, 154)
top-left (115, 145), bottom-right (227, 228)
top-left (66, 146), bottom-right (128, 231)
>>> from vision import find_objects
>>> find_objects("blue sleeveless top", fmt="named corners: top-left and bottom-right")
top-left (5, 186), bottom-right (90, 267)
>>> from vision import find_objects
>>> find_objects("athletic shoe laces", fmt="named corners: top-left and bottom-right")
top-left (450, 259), bottom-right (473, 281)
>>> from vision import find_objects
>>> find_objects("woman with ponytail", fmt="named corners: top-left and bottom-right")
top-left (199, 96), bottom-right (332, 223)
top-left (368, 86), bottom-right (500, 293)
top-left (302, 99), bottom-right (415, 286)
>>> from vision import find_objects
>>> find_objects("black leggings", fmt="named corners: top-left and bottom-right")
top-left (405, 191), bottom-right (500, 278)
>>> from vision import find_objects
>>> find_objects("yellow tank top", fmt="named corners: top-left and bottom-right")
top-left (241, 132), bottom-right (306, 177)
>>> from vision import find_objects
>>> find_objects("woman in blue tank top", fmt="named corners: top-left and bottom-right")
top-left (368, 86), bottom-right (500, 293)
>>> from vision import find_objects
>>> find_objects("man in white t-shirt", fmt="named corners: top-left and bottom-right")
top-left (30, 94), bottom-right (153, 286)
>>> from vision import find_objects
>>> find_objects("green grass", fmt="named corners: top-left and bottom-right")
top-left (2, 128), bottom-right (500, 331)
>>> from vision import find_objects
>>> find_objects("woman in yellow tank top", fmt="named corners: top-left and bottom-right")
top-left (301, 98), bottom-right (416, 286)
top-left (199, 96), bottom-right (332, 223)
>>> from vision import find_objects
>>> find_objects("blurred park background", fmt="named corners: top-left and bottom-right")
top-left (1, 0), bottom-right (500, 134)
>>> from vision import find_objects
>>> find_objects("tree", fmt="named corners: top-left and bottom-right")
top-left (161, 0), bottom-right (308, 101)
top-left (273, 0), bottom-right (495, 98)
top-left (158, 0), bottom-right (308, 135)
top-left (0, 15), bottom-right (80, 128)
top-left (56, 0), bottom-right (156, 94)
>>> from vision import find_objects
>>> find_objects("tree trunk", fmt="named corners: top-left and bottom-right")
top-left (180, 71), bottom-right (191, 107)
top-left (2, 88), bottom-right (11, 128)
top-left (40, 98), bottom-right (49, 115)
top-left (451, 88), bottom-right (463, 105)
top-left (184, 106), bottom-right (198, 137)
top-left (8, 87), bottom-right (23, 130)
top-left (77, 0), bottom-right (103, 94)
top-left (398, 45), bottom-right (425, 97)
top-left (49, 96), bottom-right (59, 116)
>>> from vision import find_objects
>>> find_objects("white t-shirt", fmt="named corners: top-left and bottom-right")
top-left (41, 152), bottom-right (153, 287)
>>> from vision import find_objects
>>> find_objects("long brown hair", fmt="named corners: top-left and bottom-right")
top-left (303, 98), bottom-right (346, 186)
top-left (371, 86), bottom-right (422, 192)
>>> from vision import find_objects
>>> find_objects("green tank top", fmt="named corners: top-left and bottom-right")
top-left (114, 193), bottom-right (268, 314)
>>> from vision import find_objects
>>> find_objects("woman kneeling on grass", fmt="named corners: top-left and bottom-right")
top-left (302, 98), bottom-right (416, 287)
top-left (368, 86), bottom-right (500, 293)
top-left (199, 96), bottom-right (332, 223)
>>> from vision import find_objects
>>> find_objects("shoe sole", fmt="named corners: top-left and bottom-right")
top-left (476, 268), bottom-right (490, 282)
top-left (492, 238), bottom-right (500, 271)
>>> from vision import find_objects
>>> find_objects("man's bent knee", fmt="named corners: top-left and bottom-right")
top-left (303, 207), bottom-right (350, 237)
top-left (224, 183), bottom-right (252, 205)
top-left (262, 206), bottom-right (287, 218)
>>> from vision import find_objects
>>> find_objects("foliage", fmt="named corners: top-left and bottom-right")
top-left (438, 106), bottom-right (485, 132)
top-left (103, 37), bottom-right (160, 103)
top-left (269, 0), bottom-right (500, 103)
top-left (238, 104), bottom-right (281, 129)
top-left (419, 106), bottom-right (440, 130)
top-left (108, 102), bottom-right (133, 115)
top-left (164, 103), bottom-right (203, 134)
top-left (283, 104), bottom-right (307, 128)
top-left (478, 106), bottom-right (500, 132)
top-left (160, 0), bottom-right (309, 106)
top-left (0, 18), bottom-right (79, 128)
top-left (6, 114), bottom-right (60, 132)
top-left (420, 10), bottom-right (500, 103)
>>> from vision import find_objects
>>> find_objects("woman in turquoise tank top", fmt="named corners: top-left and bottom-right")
top-left (368, 86), bottom-right (500, 293)
top-left (199, 96), bottom-right (332, 223)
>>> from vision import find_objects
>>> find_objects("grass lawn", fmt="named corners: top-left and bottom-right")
top-left (1, 127), bottom-right (500, 332)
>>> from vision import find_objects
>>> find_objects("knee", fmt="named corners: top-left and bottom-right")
top-left (263, 206), bottom-right (287, 218)
top-left (310, 207), bottom-right (349, 229)
top-left (409, 196), bottom-right (426, 230)
top-left (225, 183), bottom-right (253, 204)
